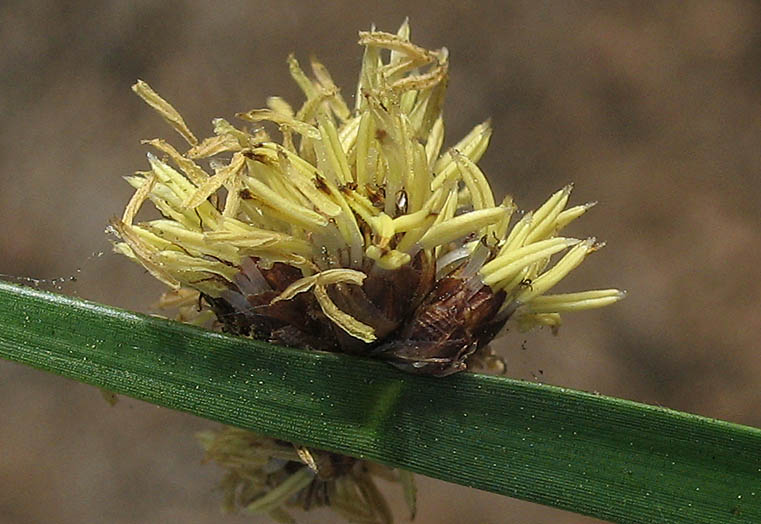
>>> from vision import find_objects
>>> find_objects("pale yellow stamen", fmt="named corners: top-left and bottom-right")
top-left (314, 285), bottom-right (376, 342)
top-left (187, 135), bottom-right (241, 159)
top-left (142, 139), bottom-right (209, 186)
top-left (310, 56), bottom-right (351, 122)
top-left (354, 111), bottom-right (375, 188)
top-left (144, 220), bottom-right (239, 263)
top-left (480, 237), bottom-right (579, 287)
top-left (124, 174), bottom-right (198, 230)
top-left (146, 153), bottom-right (197, 201)
top-left (270, 269), bottom-right (376, 342)
top-left (524, 185), bottom-right (572, 244)
top-left (110, 218), bottom-right (180, 289)
top-left (358, 30), bottom-right (438, 67)
top-left (418, 207), bottom-right (506, 250)
top-left (183, 152), bottom-right (247, 209)
top-left (267, 96), bottom-right (295, 118)
top-left (522, 289), bottom-right (626, 313)
top-left (122, 174), bottom-right (156, 226)
top-left (270, 269), bottom-right (367, 304)
top-left (237, 109), bottom-right (321, 140)
top-left (365, 245), bottom-right (411, 269)
top-left (316, 113), bottom-right (352, 185)
top-left (287, 54), bottom-right (319, 101)
top-left (156, 251), bottom-right (239, 281)
top-left (494, 195), bottom-right (516, 240)
top-left (515, 238), bottom-right (596, 303)
top-left (499, 211), bottom-right (534, 255)
top-left (212, 118), bottom-right (262, 149)
top-left (205, 220), bottom-right (314, 257)
top-left (132, 80), bottom-right (198, 146)
top-left (425, 116), bottom-right (445, 166)
top-left (555, 201), bottom-right (597, 231)
top-left (451, 149), bottom-right (495, 211)
top-left (242, 176), bottom-right (329, 231)
top-left (431, 120), bottom-right (492, 189)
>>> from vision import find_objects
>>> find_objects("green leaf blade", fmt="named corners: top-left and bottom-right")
top-left (0, 280), bottom-right (759, 523)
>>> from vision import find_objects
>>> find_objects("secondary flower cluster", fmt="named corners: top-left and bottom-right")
top-left (112, 21), bottom-right (622, 523)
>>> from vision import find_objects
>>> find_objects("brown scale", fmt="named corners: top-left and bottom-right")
top-left (207, 253), bottom-right (508, 376)
top-left (375, 268), bottom-right (508, 376)
top-left (205, 261), bottom-right (331, 349)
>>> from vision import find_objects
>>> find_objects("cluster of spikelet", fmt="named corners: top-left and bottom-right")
top-left (112, 20), bottom-right (622, 523)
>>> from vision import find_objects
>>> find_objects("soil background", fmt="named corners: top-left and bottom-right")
top-left (2, 2), bottom-right (760, 523)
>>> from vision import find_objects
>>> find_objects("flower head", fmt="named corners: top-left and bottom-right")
top-left (112, 21), bottom-right (622, 377)
top-left (112, 21), bottom-right (625, 522)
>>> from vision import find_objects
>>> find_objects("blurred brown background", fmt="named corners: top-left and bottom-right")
top-left (1, 1), bottom-right (760, 523)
